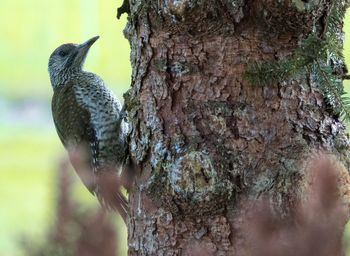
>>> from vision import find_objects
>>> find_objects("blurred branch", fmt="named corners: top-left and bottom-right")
top-left (117, 0), bottom-right (130, 19)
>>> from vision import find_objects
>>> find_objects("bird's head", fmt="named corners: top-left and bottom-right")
top-left (48, 36), bottom-right (99, 88)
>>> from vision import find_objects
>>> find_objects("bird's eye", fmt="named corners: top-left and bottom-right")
top-left (58, 50), bottom-right (68, 57)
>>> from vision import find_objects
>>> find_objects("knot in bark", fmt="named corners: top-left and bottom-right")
top-left (166, 151), bottom-right (234, 215)
top-left (166, 0), bottom-right (194, 20)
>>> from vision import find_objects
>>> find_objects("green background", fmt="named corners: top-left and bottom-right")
top-left (0, 0), bottom-right (130, 255)
top-left (1, 1), bottom-right (350, 255)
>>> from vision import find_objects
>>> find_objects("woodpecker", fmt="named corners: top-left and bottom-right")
top-left (48, 36), bottom-right (129, 221)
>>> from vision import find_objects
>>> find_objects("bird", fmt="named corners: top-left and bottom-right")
top-left (48, 36), bottom-right (129, 222)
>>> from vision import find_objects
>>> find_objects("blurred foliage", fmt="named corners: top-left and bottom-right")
top-left (20, 161), bottom-right (123, 256)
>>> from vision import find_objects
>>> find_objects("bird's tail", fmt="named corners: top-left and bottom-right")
top-left (68, 147), bottom-right (129, 222)
top-left (95, 171), bottom-right (129, 223)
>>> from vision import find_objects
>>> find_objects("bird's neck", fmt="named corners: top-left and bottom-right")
top-left (51, 69), bottom-right (86, 89)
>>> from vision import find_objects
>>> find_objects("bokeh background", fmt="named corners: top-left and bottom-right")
top-left (1, 1), bottom-right (350, 255)
top-left (0, 0), bottom-right (130, 255)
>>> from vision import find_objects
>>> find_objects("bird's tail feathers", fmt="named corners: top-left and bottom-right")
top-left (68, 147), bottom-right (129, 222)
top-left (95, 171), bottom-right (129, 223)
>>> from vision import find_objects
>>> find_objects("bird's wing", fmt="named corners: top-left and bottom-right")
top-left (52, 83), bottom-right (97, 193)
top-left (52, 117), bottom-right (67, 147)
top-left (72, 79), bottom-right (129, 217)
top-left (51, 79), bottom-right (128, 220)
top-left (73, 76), bottom-right (127, 167)
top-left (52, 84), bottom-right (92, 145)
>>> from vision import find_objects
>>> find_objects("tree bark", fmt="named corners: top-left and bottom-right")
top-left (123, 0), bottom-right (350, 255)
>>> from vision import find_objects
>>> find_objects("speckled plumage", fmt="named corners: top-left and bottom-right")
top-left (49, 36), bottom-right (129, 220)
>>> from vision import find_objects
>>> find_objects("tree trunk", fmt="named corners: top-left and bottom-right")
top-left (123, 0), bottom-right (350, 255)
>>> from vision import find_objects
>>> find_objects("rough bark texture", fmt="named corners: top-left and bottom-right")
top-left (123, 0), bottom-right (350, 255)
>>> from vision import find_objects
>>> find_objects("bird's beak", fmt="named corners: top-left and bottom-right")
top-left (78, 36), bottom-right (100, 50)
top-left (67, 36), bottom-right (100, 69)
